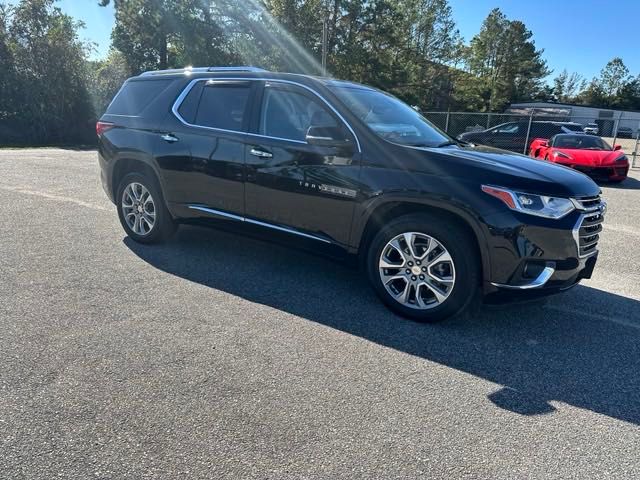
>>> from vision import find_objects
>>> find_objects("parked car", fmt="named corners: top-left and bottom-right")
top-left (584, 123), bottom-right (599, 135)
top-left (615, 126), bottom-right (634, 138)
top-left (97, 67), bottom-right (605, 322)
top-left (529, 134), bottom-right (629, 182)
top-left (457, 121), bottom-right (584, 152)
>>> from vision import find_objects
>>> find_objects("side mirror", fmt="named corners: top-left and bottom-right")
top-left (541, 141), bottom-right (549, 147)
top-left (614, 144), bottom-right (622, 151)
top-left (305, 126), bottom-right (352, 149)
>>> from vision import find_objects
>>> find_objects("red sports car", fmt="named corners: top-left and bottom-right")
top-left (529, 133), bottom-right (629, 182)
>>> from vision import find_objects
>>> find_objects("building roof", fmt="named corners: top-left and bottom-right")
top-left (509, 101), bottom-right (640, 115)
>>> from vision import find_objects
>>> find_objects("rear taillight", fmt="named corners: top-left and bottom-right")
top-left (96, 121), bottom-right (114, 137)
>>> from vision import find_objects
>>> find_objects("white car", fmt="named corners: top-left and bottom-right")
top-left (584, 123), bottom-right (599, 135)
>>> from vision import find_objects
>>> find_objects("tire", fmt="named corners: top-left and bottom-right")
top-left (366, 213), bottom-right (480, 322)
top-left (116, 172), bottom-right (177, 244)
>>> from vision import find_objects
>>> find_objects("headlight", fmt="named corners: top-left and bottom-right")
top-left (481, 185), bottom-right (575, 219)
top-left (614, 155), bottom-right (628, 163)
top-left (553, 150), bottom-right (573, 160)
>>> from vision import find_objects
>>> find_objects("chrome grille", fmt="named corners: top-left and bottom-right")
top-left (573, 195), bottom-right (605, 257)
top-left (574, 195), bottom-right (602, 211)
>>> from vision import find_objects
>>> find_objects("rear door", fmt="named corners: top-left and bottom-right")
top-left (155, 79), bottom-right (257, 217)
top-left (243, 81), bottom-right (361, 246)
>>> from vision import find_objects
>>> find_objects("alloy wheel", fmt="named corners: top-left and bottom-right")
top-left (378, 232), bottom-right (456, 310)
top-left (121, 182), bottom-right (156, 236)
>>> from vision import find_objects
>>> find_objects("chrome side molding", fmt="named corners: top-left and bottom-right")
top-left (187, 205), bottom-right (332, 244)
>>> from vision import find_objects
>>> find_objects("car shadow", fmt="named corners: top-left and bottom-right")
top-left (124, 225), bottom-right (640, 425)
top-left (601, 174), bottom-right (640, 190)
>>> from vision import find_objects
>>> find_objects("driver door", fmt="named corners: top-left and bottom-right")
top-left (244, 81), bottom-right (361, 246)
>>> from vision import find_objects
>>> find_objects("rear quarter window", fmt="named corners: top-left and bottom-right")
top-left (106, 79), bottom-right (172, 116)
top-left (176, 82), bottom-right (204, 124)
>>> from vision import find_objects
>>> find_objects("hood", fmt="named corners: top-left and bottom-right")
top-left (553, 148), bottom-right (625, 166)
top-left (406, 144), bottom-right (600, 198)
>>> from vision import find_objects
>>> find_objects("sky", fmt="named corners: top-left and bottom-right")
top-left (28, 0), bottom-right (640, 82)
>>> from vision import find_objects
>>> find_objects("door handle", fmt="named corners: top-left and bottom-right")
top-left (249, 148), bottom-right (273, 158)
top-left (160, 133), bottom-right (179, 143)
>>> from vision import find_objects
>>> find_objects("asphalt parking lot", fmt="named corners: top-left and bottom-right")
top-left (1, 149), bottom-right (640, 479)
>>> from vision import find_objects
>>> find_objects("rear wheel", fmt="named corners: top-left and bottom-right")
top-left (366, 213), bottom-right (480, 322)
top-left (116, 172), bottom-right (176, 244)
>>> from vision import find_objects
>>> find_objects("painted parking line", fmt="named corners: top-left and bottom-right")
top-left (0, 185), bottom-right (110, 212)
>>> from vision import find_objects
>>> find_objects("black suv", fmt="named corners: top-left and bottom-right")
top-left (97, 67), bottom-right (605, 322)
top-left (457, 121), bottom-right (585, 153)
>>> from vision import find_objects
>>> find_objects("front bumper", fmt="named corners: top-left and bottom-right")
top-left (481, 206), bottom-right (603, 298)
top-left (553, 158), bottom-right (630, 181)
top-left (572, 163), bottom-right (629, 181)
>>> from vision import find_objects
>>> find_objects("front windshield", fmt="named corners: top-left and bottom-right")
top-left (553, 135), bottom-right (611, 150)
top-left (328, 85), bottom-right (451, 147)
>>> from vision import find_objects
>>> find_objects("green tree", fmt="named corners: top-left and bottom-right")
top-left (553, 69), bottom-right (585, 103)
top-left (1, 0), bottom-right (94, 145)
top-left (614, 76), bottom-right (640, 110)
top-left (87, 49), bottom-right (130, 116)
top-left (575, 58), bottom-right (633, 108)
top-left (465, 8), bottom-right (549, 111)
top-left (99, 0), bottom-right (238, 74)
top-left (598, 57), bottom-right (629, 98)
top-left (0, 4), bottom-right (18, 125)
top-left (265, 0), bottom-right (464, 109)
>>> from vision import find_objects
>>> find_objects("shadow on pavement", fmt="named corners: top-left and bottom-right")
top-left (601, 175), bottom-right (640, 190)
top-left (124, 225), bottom-right (640, 425)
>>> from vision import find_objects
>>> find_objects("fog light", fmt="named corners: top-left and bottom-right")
top-left (523, 261), bottom-right (545, 279)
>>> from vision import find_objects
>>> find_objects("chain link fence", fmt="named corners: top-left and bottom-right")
top-left (423, 111), bottom-right (640, 168)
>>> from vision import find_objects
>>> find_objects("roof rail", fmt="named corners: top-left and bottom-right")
top-left (207, 66), bottom-right (267, 72)
top-left (140, 66), bottom-right (267, 76)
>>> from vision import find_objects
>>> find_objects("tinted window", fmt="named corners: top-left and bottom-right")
top-left (564, 124), bottom-right (584, 132)
top-left (554, 135), bottom-right (612, 150)
top-left (539, 124), bottom-right (562, 138)
top-left (529, 124), bottom-right (546, 137)
top-left (329, 86), bottom-right (449, 147)
top-left (107, 79), bottom-right (172, 116)
top-left (495, 123), bottom-right (520, 134)
top-left (259, 87), bottom-right (339, 142)
top-left (177, 82), bottom-right (204, 123)
top-left (194, 83), bottom-right (250, 131)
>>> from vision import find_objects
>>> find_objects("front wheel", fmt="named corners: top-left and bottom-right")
top-left (366, 213), bottom-right (480, 322)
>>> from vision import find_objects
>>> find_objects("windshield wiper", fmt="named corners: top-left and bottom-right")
top-left (433, 141), bottom-right (458, 148)
top-left (403, 140), bottom-right (458, 148)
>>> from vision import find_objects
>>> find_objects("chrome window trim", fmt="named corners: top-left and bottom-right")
top-left (171, 77), bottom-right (362, 152)
top-left (187, 205), bottom-right (332, 244)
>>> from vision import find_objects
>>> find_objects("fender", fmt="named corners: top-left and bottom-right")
top-left (100, 112), bottom-right (173, 207)
top-left (349, 190), bottom-right (493, 285)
